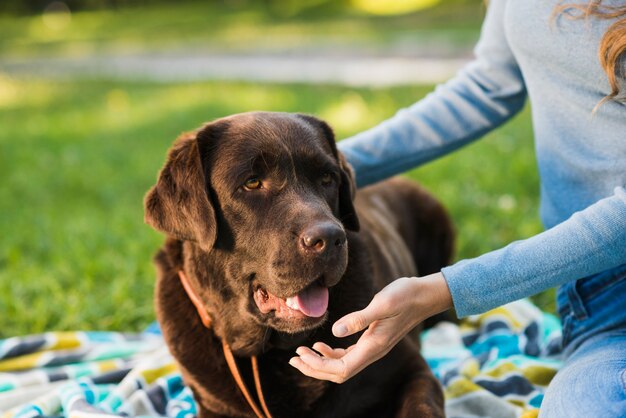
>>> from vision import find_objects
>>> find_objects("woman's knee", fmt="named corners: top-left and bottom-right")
top-left (539, 335), bottom-right (626, 418)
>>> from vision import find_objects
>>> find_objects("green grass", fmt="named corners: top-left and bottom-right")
top-left (0, 77), bottom-right (554, 338)
top-left (0, 0), bottom-right (483, 57)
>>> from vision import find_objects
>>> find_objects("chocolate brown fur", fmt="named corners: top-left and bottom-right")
top-left (145, 112), bottom-right (454, 417)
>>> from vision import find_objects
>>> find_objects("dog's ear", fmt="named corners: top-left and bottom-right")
top-left (336, 150), bottom-right (360, 231)
top-left (298, 114), bottom-right (360, 231)
top-left (144, 130), bottom-right (217, 251)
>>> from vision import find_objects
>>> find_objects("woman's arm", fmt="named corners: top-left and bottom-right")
top-left (444, 187), bottom-right (626, 317)
top-left (339, 0), bottom-right (527, 187)
top-left (289, 188), bottom-right (626, 382)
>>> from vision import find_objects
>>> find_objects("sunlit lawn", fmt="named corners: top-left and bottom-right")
top-left (0, 77), bottom-right (553, 338)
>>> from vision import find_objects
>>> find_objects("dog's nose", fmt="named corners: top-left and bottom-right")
top-left (299, 222), bottom-right (346, 255)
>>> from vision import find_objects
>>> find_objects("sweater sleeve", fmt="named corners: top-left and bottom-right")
top-left (338, 0), bottom-right (526, 187)
top-left (442, 187), bottom-right (626, 317)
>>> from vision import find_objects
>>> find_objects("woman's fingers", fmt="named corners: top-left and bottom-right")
top-left (290, 346), bottom-right (350, 382)
top-left (332, 310), bottom-right (372, 337)
top-left (291, 333), bottom-right (390, 383)
top-left (290, 349), bottom-right (354, 383)
top-left (332, 294), bottom-right (392, 338)
top-left (288, 355), bottom-right (345, 383)
top-left (311, 342), bottom-right (348, 359)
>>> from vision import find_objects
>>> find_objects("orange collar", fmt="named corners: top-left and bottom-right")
top-left (177, 270), bottom-right (273, 418)
top-left (178, 269), bottom-right (212, 328)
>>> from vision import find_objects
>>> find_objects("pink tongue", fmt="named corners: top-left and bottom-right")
top-left (291, 284), bottom-right (329, 318)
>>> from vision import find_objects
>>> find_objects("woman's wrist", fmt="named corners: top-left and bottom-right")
top-left (411, 272), bottom-right (454, 319)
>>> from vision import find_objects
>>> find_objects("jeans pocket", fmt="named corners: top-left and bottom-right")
top-left (577, 264), bottom-right (626, 300)
top-left (561, 312), bottom-right (574, 349)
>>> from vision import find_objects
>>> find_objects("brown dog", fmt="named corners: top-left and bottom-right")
top-left (144, 112), bottom-right (454, 418)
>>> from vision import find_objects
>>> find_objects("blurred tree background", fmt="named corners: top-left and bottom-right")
top-left (1, 0), bottom-right (477, 15)
top-left (0, 0), bottom-right (483, 57)
top-left (0, 0), bottom-right (551, 337)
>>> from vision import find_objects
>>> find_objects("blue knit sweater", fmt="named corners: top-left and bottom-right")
top-left (338, 0), bottom-right (626, 317)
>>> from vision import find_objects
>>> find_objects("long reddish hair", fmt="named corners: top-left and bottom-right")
top-left (553, 1), bottom-right (626, 105)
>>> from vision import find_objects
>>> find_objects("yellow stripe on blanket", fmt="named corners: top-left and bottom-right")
top-left (481, 362), bottom-right (556, 386)
top-left (0, 352), bottom-right (47, 372)
top-left (444, 378), bottom-right (483, 399)
top-left (50, 332), bottom-right (82, 350)
top-left (0, 332), bottom-right (82, 372)
top-left (97, 359), bottom-right (123, 373)
top-left (522, 365), bottom-right (558, 386)
top-left (463, 307), bottom-right (524, 330)
top-left (484, 362), bottom-right (518, 378)
top-left (459, 358), bottom-right (480, 378)
top-left (139, 363), bottom-right (178, 384)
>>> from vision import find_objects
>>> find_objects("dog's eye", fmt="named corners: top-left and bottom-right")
top-left (244, 177), bottom-right (262, 190)
top-left (320, 172), bottom-right (334, 186)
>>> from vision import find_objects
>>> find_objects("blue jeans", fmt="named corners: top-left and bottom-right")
top-left (539, 264), bottom-right (626, 417)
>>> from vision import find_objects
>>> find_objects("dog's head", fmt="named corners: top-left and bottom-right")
top-left (145, 112), bottom-right (359, 340)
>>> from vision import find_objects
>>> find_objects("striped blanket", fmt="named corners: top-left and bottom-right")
top-left (0, 299), bottom-right (562, 418)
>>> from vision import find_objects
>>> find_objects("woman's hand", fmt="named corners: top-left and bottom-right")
top-left (288, 272), bottom-right (453, 383)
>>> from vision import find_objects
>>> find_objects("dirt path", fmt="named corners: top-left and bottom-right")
top-left (0, 51), bottom-right (470, 86)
